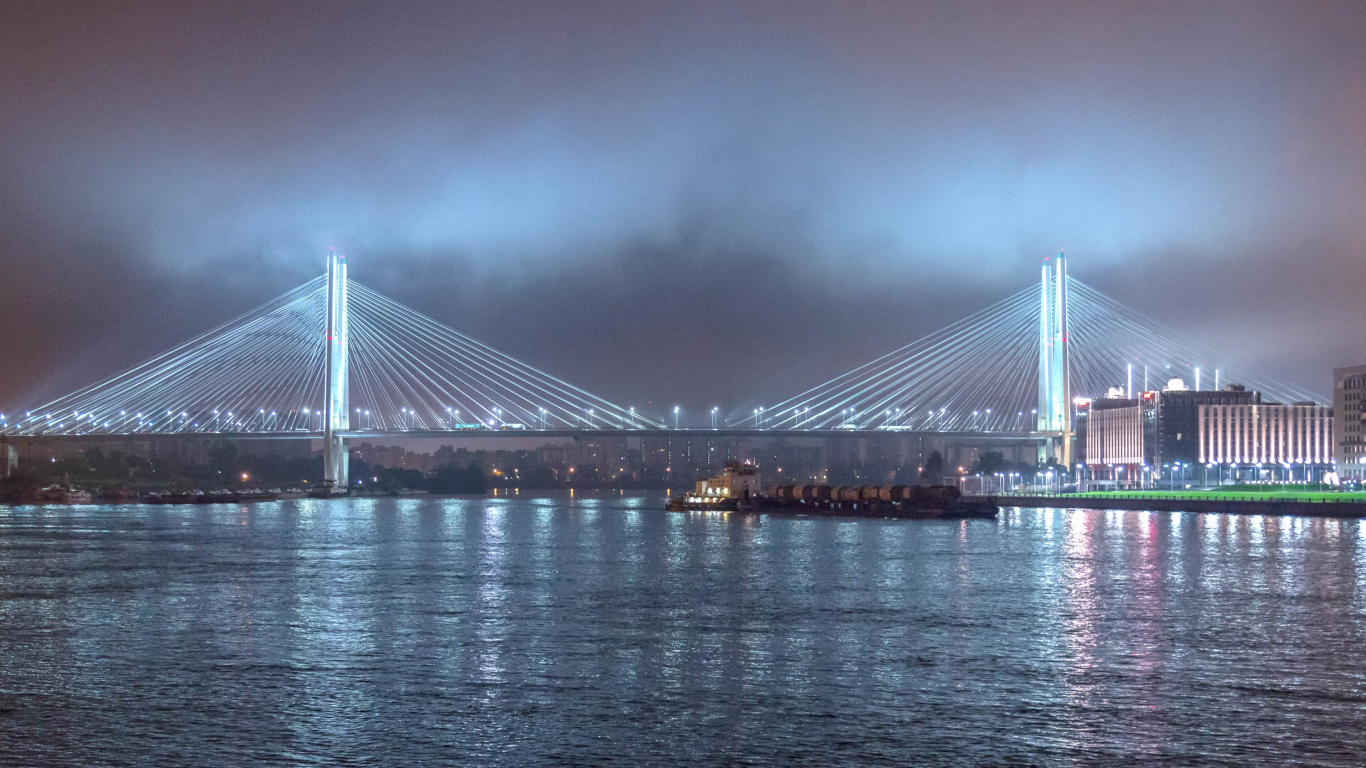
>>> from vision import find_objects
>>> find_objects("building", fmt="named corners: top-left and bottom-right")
top-left (1198, 401), bottom-right (1333, 469)
top-left (1075, 396), bottom-right (1151, 486)
top-left (1335, 365), bottom-right (1366, 479)
top-left (1151, 381), bottom-right (1258, 466)
top-left (1078, 380), bottom-right (1334, 487)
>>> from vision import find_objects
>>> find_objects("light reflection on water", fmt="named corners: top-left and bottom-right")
top-left (2, 497), bottom-right (1366, 766)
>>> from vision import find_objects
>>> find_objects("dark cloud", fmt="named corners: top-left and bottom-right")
top-left (2, 0), bottom-right (1364, 415)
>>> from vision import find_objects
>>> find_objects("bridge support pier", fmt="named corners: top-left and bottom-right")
top-left (1, 442), bottom-right (15, 478)
top-left (322, 250), bottom-right (350, 492)
top-left (324, 434), bottom-right (348, 490)
top-left (1038, 250), bottom-right (1073, 467)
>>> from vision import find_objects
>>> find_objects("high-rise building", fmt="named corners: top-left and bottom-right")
top-left (1334, 365), bottom-right (1366, 479)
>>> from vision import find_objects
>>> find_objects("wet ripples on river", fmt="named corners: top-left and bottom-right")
top-left (2, 496), bottom-right (1365, 766)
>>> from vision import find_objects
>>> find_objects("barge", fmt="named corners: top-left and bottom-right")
top-left (668, 466), bottom-right (998, 519)
top-left (750, 483), bottom-right (998, 519)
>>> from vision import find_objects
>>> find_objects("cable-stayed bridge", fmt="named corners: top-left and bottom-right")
top-left (1, 251), bottom-right (1324, 491)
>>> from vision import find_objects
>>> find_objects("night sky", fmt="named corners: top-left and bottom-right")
top-left (3, 1), bottom-right (1364, 418)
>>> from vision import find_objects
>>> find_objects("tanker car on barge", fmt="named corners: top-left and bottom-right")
top-left (755, 483), bottom-right (998, 519)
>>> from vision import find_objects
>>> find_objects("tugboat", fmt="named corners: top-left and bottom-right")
top-left (35, 485), bottom-right (94, 504)
top-left (666, 461), bottom-right (761, 511)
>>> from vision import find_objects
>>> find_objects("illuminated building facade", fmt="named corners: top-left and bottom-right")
top-left (1197, 402), bottom-right (1333, 465)
top-left (1078, 383), bottom-right (1334, 486)
top-left (1076, 398), bottom-right (1151, 469)
top-left (1153, 384), bottom-right (1258, 465)
top-left (1334, 365), bottom-right (1366, 479)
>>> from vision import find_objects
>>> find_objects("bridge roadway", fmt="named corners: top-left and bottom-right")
top-left (1, 428), bottom-right (1062, 443)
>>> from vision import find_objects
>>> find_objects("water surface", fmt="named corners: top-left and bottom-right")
top-left (2, 496), bottom-right (1365, 766)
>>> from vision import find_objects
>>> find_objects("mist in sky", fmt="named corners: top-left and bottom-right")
top-left (2, 0), bottom-right (1364, 413)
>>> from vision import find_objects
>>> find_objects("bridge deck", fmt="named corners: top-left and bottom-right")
top-left (1, 428), bottom-right (1062, 442)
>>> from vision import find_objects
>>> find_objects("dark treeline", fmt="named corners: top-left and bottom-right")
top-left (2, 444), bottom-right (320, 495)
top-left (2, 442), bottom-right (1063, 500)
top-left (1, 440), bottom-right (653, 498)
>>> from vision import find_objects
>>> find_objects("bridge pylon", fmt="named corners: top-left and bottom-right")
top-left (1038, 250), bottom-right (1072, 466)
top-left (323, 250), bottom-right (349, 491)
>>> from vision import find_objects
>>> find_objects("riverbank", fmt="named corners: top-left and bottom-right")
top-left (999, 492), bottom-right (1366, 517)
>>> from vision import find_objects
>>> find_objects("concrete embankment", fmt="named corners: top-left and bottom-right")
top-left (997, 495), bottom-right (1366, 518)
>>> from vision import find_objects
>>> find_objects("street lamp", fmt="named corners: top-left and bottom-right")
top-left (711, 406), bottom-right (718, 430)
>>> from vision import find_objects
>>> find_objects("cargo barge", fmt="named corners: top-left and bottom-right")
top-left (668, 463), bottom-right (997, 519)
top-left (143, 488), bottom-right (300, 504)
top-left (749, 483), bottom-right (998, 519)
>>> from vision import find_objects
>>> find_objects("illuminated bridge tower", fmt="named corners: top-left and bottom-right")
top-left (1038, 250), bottom-right (1072, 466)
top-left (323, 250), bottom-right (350, 491)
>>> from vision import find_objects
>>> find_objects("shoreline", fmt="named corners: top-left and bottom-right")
top-left (997, 494), bottom-right (1366, 518)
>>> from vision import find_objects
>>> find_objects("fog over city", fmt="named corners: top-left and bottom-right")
top-left (3, 1), bottom-right (1364, 412)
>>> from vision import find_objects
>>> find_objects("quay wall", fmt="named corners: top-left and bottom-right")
top-left (997, 495), bottom-right (1366, 518)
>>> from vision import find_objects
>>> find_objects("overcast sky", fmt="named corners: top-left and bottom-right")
top-left (2, 0), bottom-right (1364, 417)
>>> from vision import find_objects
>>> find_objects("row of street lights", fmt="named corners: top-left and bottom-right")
top-left (1082, 459), bottom-right (1330, 491)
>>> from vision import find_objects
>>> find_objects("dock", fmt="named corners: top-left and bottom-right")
top-left (997, 494), bottom-right (1366, 518)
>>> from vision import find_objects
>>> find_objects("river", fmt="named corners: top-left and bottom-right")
top-left (2, 495), bottom-right (1365, 765)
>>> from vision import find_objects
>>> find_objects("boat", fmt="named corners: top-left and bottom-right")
top-left (666, 461), bottom-right (761, 511)
top-left (34, 486), bottom-right (94, 504)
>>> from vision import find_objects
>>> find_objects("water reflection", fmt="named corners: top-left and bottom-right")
top-left (2, 497), bottom-right (1366, 766)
